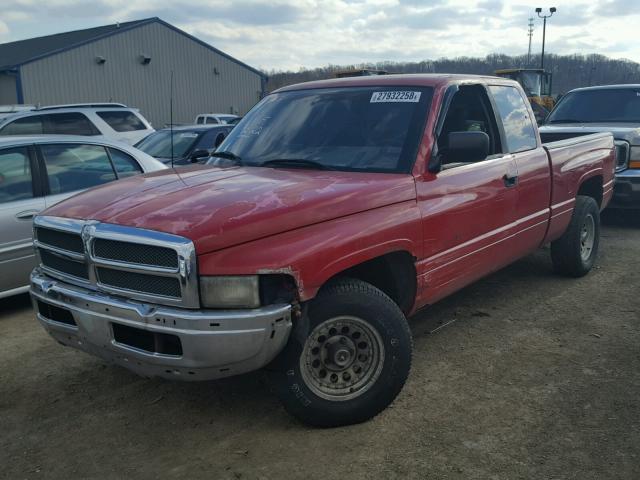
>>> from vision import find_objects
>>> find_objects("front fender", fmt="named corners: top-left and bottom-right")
top-left (197, 201), bottom-right (422, 301)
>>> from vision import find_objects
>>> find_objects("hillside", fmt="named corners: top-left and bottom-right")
top-left (266, 53), bottom-right (640, 94)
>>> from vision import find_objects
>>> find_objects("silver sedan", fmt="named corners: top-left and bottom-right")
top-left (0, 135), bottom-right (167, 298)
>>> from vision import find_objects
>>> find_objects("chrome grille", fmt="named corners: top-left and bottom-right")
top-left (614, 140), bottom-right (630, 171)
top-left (40, 250), bottom-right (89, 280)
top-left (32, 216), bottom-right (199, 308)
top-left (35, 227), bottom-right (84, 253)
top-left (93, 238), bottom-right (178, 269)
top-left (97, 267), bottom-right (181, 298)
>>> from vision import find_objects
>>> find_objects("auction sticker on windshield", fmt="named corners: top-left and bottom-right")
top-left (370, 91), bottom-right (421, 103)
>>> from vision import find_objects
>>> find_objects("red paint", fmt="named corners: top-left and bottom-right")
top-left (43, 75), bottom-right (615, 314)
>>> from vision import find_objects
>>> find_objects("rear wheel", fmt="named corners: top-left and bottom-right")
top-left (551, 195), bottom-right (600, 277)
top-left (267, 278), bottom-right (412, 427)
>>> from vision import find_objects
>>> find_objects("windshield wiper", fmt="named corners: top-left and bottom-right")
top-left (260, 158), bottom-right (328, 170)
top-left (209, 150), bottom-right (243, 165)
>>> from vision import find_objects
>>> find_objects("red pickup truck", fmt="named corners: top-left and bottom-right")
top-left (31, 75), bottom-right (615, 427)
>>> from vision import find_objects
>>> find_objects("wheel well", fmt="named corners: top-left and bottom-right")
top-left (330, 251), bottom-right (417, 315)
top-left (577, 175), bottom-right (603, 207)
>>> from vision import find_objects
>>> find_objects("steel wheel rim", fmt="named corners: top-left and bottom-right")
top-left (300, 315), bottom-right (385, 401)
top-left (580, 214), bottom-right (595, 261)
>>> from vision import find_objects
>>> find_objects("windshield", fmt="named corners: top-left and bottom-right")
top-left (519, 72), bottom-right (542, 96)
top-left (546, 88), bottom-right (640, 123)
top-left (135, 130), bottom-right (201, 158)
top-left (211, 86), bottom-right (433, 173)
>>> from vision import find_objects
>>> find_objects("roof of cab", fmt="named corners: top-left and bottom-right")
top-left (273, 73), bottom-right (515, 94)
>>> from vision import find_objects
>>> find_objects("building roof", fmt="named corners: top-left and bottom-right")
top-left (0, 17), bottom-right (265, 78)
top-left (0, 19), bottom-right (149, 70)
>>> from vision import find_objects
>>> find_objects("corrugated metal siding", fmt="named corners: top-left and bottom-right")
top-left (20, 22), bottom-right (263, 126)
top-left (0, 74), bottom-right (17, 104)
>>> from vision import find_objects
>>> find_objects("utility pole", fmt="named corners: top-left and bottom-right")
top-left (527, 17), bottom-right (534, 66)
top-left (536, 7), bottom-right (556, 70)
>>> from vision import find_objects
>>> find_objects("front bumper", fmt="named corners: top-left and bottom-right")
top-left (611, 169), bottom-right (640, 209)
top-left (30, 269), bottom-right (292, 381)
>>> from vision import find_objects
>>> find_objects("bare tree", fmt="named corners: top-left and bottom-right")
top-left (265, 53), bottom-right (640, 94)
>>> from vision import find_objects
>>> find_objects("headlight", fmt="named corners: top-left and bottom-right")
top-left (199, 276), bottom-right (260, 309)
top-left (630, 146), bottom-right (640, 169)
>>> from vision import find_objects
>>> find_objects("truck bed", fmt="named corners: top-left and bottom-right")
top-left (541, 131), bottom-right (615, 244)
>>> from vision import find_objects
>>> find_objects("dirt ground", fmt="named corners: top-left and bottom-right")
top-left (1, 211), bottom-right (639, 480)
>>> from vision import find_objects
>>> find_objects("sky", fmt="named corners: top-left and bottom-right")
top-left (0, 0), bottom-right (638, 72)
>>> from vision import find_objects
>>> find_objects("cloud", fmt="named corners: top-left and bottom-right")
top-left (0, 20), bottom-right (9, 41)
top-left (0, 0), bottom-right (638, 71)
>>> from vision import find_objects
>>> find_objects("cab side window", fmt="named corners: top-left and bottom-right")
top-left (488, 85), bottom-right (537, 153)
top-left (0, 147), bottom-right (34, 203)
top-left (438, 85), bottom-right (502, 167)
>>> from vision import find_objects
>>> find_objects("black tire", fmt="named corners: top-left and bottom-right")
top-left (551, 195), bottom-right (600, 277)
top-left (267, 278), bottom-right (412, 427)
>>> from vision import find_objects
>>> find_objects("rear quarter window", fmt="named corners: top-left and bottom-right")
top-left (97, 111), bottom-right (147, 132)
top-left (108, 148), bottom-right (143, 177)
top-left (489, 85), bottom-right (537, 153)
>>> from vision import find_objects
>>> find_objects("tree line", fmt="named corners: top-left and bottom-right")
top-left (265, 53), bottom-right (640, 95)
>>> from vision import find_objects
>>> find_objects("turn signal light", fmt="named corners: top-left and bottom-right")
top-left (629, 160), bottom-right (640, 169)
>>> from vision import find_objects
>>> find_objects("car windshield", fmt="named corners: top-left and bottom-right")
top-left (135, 130), bottom-right (201, 158)
top-left (546, 88), bottom-right (640, 123)
top-left (211, 86), bottom-right (433, 173)
top-left (518, 71), bottom-right (542, 97)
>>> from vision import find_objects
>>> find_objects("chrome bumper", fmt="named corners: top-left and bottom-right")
top-left (30, 269), bottom-right (292, 381)
top-left (611, 169), bottom-right (640, 208)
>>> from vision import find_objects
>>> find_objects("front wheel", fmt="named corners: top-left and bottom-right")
top-left (267, 278), bottom-right (412, 427)
top-left (551, 195), bottom-right (600, 277)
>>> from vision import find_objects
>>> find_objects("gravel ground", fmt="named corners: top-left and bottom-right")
top-left (1, 211), bottom-right (639, 480)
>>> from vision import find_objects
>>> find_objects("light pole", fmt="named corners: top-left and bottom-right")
top-left (535, 7), bottom-right (556, 70)
top-left (527, 17), bottom-right (534, 66)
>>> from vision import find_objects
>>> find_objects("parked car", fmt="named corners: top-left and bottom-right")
top-left (194, 113), bottom-right (239, 125)
top-left (540, 85), bottom-right (640, 209)
top-left (0, 103), bottom-right (154, 145)
top-left (135, 125), bottom-right (233, 165)
top-left (31, 74), bottom-right (614, 427)
top-left (0, 136), bottom-right (166, 299)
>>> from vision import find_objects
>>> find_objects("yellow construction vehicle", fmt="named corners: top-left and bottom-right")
top-left (495, 68), bottom-right (555, 112)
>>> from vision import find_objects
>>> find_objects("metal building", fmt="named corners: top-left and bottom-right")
top-left (0, 18), bottom-right (266, 126)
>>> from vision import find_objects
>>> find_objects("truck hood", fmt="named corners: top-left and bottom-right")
top-left (540, 123), bottom-right (640, 145)
top-left (43, 166), bottom-right (417, 254)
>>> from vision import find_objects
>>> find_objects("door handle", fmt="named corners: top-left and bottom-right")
top-left (503, 173), bottom-right (518, 188)
top-left (15, 209), bottom-right (39, 220)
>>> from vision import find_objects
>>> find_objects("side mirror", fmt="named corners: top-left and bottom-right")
top-left (445, 131), bottom-right (489, 163)
top-left (189, 149), bottom-right (210, 162)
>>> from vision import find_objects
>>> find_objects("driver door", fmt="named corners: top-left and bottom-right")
top-left (414, 84), bottom-right (520, 307)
